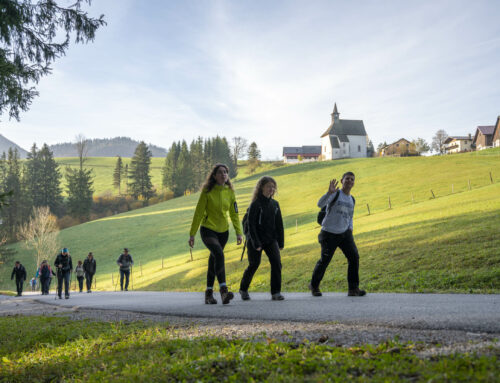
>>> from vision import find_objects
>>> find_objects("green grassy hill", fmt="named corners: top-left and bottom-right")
top-left (2, 148), bottom-right (499, 293)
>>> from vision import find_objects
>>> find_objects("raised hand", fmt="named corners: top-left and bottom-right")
top-left (328, 179), bottom-right (339, 194)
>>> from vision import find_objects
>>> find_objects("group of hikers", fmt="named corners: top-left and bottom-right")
top-left (11, 163), bottom-right (365, 304)
top-left (189, 163), bottom-right (365, 305)
top-left (10, 248), bottom-right (134, 298)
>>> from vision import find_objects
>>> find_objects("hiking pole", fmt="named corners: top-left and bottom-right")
top-left (240, 239), bottom-right (247, 262)
top-left (189, 247), bottom-right (193, 261)
top-left (131, 266), bottom-right (133, 290)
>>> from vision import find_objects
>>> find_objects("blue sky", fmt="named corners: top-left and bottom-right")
top-left (2, 0), bottom-right (500, 159)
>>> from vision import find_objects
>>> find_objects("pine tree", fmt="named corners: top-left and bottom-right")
top-left (174, 141), bottom-right (192, 197)
top-left (113, 156), bottom-right (123, 194)
top-left (247, 142), bottom-right (261, 173)
top-left (0, 149), bottom-right (23, 239)
top-left (129, 142), bottom-right (155, 201)
top-left (162, 142), bottom-right (180, 194)
top-left (65, 167), bottom-right (94, 220)
top-left (189, 137), bottom-right (205, 191)
top-left (124, 164), bottom-right (129, 194)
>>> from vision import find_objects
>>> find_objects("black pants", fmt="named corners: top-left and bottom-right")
top-left (120, 269), bottom-right (130, 290)
top-left (200, 226), bottom-right (229, 287)
top-left (57, 271), bottom-right (71, 297)
top-left (311, 229), bottom-right (360, 290)
top-left (85, 273), bottom-right (94, 291)
top-left (77, 276), bottom-right (84, 292)
top-left (240, 240), bottom-right (282, 295)
top-left (15, 279), bottom-right (24, 295)
top-left (40, 277), bottom-right (50, 294)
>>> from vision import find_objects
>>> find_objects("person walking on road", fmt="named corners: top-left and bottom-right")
top-left (83, 252), bottom-right (96, 293)
top-left (75, 261), bottom-right (85, 293)
top-left (37, 260), bottom-right (55, 295)
top-left (309, 172), bottom-right (366, 297)
top-left (239, 176), bottom-right (285, 301)
top-left (117, 248), bottom-right (133, 291)
top-left (189, 163), bottom-right (243, 305)
top-left (11, 261), bottom-right (27, 296)
top-left (30, 277), bottom-right (37, 292)
top-left (54, 248), bottom-right (73, 299)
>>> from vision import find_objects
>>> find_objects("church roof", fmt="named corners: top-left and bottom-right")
top-left (321, 119), bottom-right (367, 138)
top-left (337, 134), bottom-right (349, 142)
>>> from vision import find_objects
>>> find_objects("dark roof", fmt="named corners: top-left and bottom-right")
top-left (444, 136), bottom-right (471, 144)
top-left (337, 134), bottom-right (349, 142)
top-left (283, 146), bottom-right (321, 156)
top-left (477, 126), bottom-right (495, 135)
top-left (382, 138), bottom-right (411, 148)
top-left (329, 136), bottom-right (340, 149)
top-left (321, 119), bottom-right (367, 137)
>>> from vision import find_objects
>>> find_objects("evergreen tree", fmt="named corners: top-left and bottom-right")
top-left (113, 156), bottom-right (123, 194)
top-left (65, 167), bottom-right (94, 220)
top-left (25, 144), bottom-right (63, 214)
top-left (129, 142), bottom-right (155, 201)
top-left (189, 137), bottom-right (205, 191)
top-left (174, 141), bottom-right (192, 197)
top-left (162, 141), bottom-right (180, 194)
top-left (247, 142), bottom-right (261, 173)
top-left (124, 164), bottom-right (129, 194)
top-left (0, 149), bottom-right (23, 239)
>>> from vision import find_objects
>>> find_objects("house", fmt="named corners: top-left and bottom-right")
top-left (282, 146), bottom-right (321, 163)
top-left (444, 134), bottom-right (473, 154)
top-left (473, 125), bottom-right (495, 150)
top-left (320, 104), bottom-right (368, 160)
top-left (493, 116), bottom-right (500, 148)
top-left (380, 138), bottom-right (417, 157)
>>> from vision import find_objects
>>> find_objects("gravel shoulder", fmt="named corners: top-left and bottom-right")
top-left (1, 295), bottom-right (498, 357)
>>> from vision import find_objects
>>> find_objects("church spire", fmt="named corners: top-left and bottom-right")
top-left (331, 103), bottom-right (339, 123)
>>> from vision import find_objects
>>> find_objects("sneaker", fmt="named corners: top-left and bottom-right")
top-left (205, 289), bottom-right (217, 304)
top-left (272, 293), bottom-right (285, 301)
top-left (58, 296), bottom-right (62, 299)
top-left (308, 283), bottom-right (322, 297)
top-left (65, 295), bottom-right (70, 299)
top-left (220, 286), bottom-right (234, 305)
top-left (124, 288), bottom-right (128, 291)
top-left (239, 290), bottom-right (250, 301)
top-left (348, 288), bottom-right (366, 297)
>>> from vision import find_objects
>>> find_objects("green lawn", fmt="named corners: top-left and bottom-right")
top-left (0, 316), bottom-right (497, 382)
top-left (1, 148), bottom-right (499, 293)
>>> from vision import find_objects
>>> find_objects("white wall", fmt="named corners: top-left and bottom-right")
top-left (348, 135), bottom-right (367, 158)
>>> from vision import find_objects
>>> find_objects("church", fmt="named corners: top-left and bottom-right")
top-left (320, 103), bottom-right (368, 160)
top-left (282, 103), bottom-right (369, 162)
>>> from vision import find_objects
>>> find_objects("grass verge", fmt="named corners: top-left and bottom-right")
top-left (0, 316), bottom-right (498, 382)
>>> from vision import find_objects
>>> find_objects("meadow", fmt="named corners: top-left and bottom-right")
top-left (1, 148), bottom-right (499, 293)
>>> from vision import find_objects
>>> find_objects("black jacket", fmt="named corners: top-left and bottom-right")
top-left (54, 253), bottom-right (73, 273)
top-left (248, 194), bottom-right (284, 249)
top-left (11, 264), bottom-right (27, 281)
top-left (83, 257), bottom-right (96, 275)
top-left (117, 254), bottom-right (134, 271)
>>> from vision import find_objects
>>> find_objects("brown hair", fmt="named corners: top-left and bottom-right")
top-left (252, 176), bottom-right (277, 202)
top-left (201, 163), bottom-right (234, 192)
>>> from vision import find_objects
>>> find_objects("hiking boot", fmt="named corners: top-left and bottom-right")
top-left (348, 288), bottom-right (366, 297)
top-left (220, 286), bottom-right (234, 305)
top-left (239, 290), bottom-right (250, 301)
top-left (58, 295), bottom-right (62, 299)
top-left (205, 289), bottom-right (217, 304)
top-left (309, 283), bottom-right (322, 297)
top-left (65, 295), bottom-right (70, 299)
top-left (272, 293), bottom-right (285, 301)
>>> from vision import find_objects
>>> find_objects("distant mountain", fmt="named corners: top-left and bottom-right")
top-left (49, 137), bottom-right (167, 157)
top-left (0, 134), bottom-right (28, 158)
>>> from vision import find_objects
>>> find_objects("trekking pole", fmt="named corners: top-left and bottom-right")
top-left (131, 266), bottom-right (134, 290)
top-left (189, 248), bottom-right (193, 261)
top-left (240, 239), bottom-right (247, 262)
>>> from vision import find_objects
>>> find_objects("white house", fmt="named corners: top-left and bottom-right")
top-left (321, 104), bottom-right (368, 160)
top-left (444, 135), bottom-right (473, 154)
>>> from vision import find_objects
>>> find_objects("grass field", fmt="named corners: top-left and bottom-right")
top-left (1, 148), bottom-right (499, 293)
top-left (0, 316), bottom-right (497, 382)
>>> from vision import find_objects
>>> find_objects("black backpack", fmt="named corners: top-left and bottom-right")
top-left (317, 191), bottom-right (355, 225)
top-left (242, 206), bottom-right (262, 238)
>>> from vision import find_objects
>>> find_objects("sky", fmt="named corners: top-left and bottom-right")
top-left (2, 0), bottom-right (500, 159)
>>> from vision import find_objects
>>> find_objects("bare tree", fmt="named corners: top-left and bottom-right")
top-left (431, 130), bottom-right (448, 154)
top-left (75, 134), bottom-right (89, 169)
top-left (231, 137), bottom-right (249, 161)
top-left (19, 206), bottom-right (60, 269)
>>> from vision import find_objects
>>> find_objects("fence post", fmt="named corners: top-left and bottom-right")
top-left (161, 257), bottom-right (164, 269)
top-left (388, 196), bottom-right (392, 209)
top-left (295, 219), bottom-right (298, 233)
top-left (94, 276), bottom-right (96, 290)
top-left (366, 204), bottom-right (370, 215)
top-left (430, 190), bottom-right (435, 199)
top-left (490, 172), bottom-right (493, 184)
top-left (468, 179), bottom-right (471, 190)
top-left (140, 261), bottom-right (143, 276)
top-left (111, 273), bottom-right (114, 287)
top-left (452, 184), bottom-right (454, 193)
top-left (411, 192), bottom-right (414, 203)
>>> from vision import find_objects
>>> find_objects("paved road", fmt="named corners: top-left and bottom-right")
top-left (18, 291), bottom-right (499, 333)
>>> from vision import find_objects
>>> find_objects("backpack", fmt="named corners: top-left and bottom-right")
top-left (242, 206), bottom-right (263, 238)
top-left (317, 191), bottom-right (355, 225)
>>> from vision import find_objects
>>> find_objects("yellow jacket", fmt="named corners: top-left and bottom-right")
top-left (190, 184), bottom-right (243, 236)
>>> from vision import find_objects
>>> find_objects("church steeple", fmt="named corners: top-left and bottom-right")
top-left (331, 103), bottom-right (339, 123)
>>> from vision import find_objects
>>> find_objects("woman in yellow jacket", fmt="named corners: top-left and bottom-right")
top-left (189, 163), bottom-right (243, 305)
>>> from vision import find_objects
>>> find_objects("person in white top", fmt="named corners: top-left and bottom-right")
top-left (309, 172), bottom-right (366, 297)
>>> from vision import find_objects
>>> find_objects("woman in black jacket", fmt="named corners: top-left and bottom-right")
top-left (239, 176), bottom-right (285, 301)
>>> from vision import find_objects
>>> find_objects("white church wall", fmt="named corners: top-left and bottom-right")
top-left (348, 135), bottom-right (367, 158)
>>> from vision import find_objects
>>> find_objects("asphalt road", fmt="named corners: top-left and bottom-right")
top-left (19, 291), bottom-right (500, 333)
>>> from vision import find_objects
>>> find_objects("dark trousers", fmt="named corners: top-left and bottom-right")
top-left (40, 277), bottom-right (50, 294)
top-left (120, 269), bottom-right (130, 290)
top-left (311, 229), bottom-right (360, 290)
top-left (200, 226), bottom-right (229, 287)
top-left (240, 240), bottom-right (282, 295)
top-left (57, 271), bottom-right (71, 297)
top-left (77, 276), bottom-right (84, 292)
top-left (15, 279), bottom-right (24, 295)
top-left (85, 273), bottom-right (94, 291)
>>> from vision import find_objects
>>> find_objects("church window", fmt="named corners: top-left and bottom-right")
top-left (358, 145), bottom-right (361, 152)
